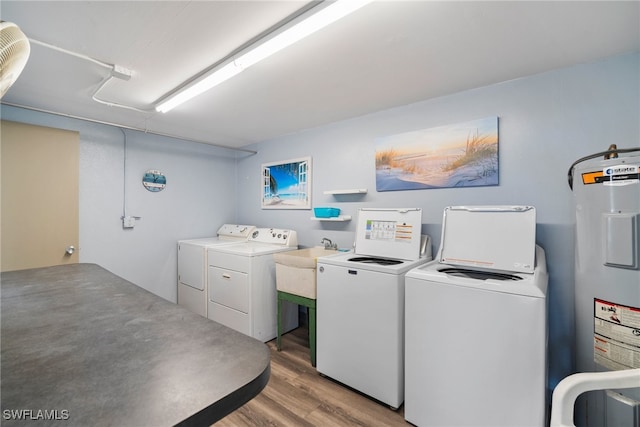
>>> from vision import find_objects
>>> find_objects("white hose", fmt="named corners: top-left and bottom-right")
top-left (550, 369), bottom-right (640, 427)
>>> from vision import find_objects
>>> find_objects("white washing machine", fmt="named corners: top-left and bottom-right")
top-left (206, 228), bottom-right (299, 342)
top-left (404, 206), bottom-right (549, 427)
top-left (177, 224), bottom-right (256, 317)
top-left (316, 208), bottom-right (432, 410)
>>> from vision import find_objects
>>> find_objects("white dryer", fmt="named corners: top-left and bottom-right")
top-left (317, 208), bottom-right (432, 410)
top-left (177, 224), bottom-right (256, 317)
top-left (404, 206), bottom-right (549, 427)
top-left (206, 228), bottom-right (299, 342)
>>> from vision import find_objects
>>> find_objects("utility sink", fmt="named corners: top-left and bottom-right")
top-left (274, 247), bottom-right (338, 299)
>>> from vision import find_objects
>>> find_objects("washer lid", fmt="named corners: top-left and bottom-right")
top-left (439, 205), bottom-right (536, 273)
top-left (354, 208), bottom-right (422, 261)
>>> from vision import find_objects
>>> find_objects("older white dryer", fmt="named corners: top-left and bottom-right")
top-left (405, 206), bottom-right (549, 427)
top-left (177, 224), bottom-right (256, 318)
top-left (206, 228), bottom-right (299, 342)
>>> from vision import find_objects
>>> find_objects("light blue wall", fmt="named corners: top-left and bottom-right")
top-left (235, 52), bottom-right (640, 394)
top-left (2, 52), bottom-right (638, 398)
top-left (1, 106), bottom-right (241, 302)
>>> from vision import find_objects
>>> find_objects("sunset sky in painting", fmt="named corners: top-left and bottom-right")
top-left (375, 117), bottom-right (498, 156)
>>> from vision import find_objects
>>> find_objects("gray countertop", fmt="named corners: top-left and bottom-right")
top-left (1, 263), bottom-right (270, 426)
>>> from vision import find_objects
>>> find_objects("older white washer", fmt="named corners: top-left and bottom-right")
top-left (317, 208), bottom-right (432, 410)
top-left (206, 228), bottom-right (299, 342)
top-left (177, 224), bottom-right (256, 317)
top-left (404, 206), bottom-right (549, 427)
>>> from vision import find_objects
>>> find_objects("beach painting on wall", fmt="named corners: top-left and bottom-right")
top-left (375, 117), bottom-right (499, 191)
top-left (262, 157), bottom-right (311, 209)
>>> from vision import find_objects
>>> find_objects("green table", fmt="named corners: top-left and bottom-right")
top-left (277, 290), bottom-right (316, 367)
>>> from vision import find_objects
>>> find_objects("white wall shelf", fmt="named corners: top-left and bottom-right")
top-left (323, 189), bottom-right (367, 195)
top-left (310, 215), bottom-right (352, 222)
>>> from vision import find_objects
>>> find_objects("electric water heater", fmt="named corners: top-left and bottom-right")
top-left (569, 146), bottom-right (640, 426)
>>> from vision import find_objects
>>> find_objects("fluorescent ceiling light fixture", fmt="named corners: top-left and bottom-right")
top-left (155, 0), bottom-right (372, 113)
top-left (155, 62), bottom-right (242, 113)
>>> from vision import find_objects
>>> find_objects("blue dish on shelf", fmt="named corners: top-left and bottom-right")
top-left (314, 207), bottom-right (340, 218)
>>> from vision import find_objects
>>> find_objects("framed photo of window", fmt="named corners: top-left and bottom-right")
top-left (261, 157), bottom-right (311, 209)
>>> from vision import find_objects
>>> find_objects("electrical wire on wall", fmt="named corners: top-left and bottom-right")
top-left (92, 75), bottom-right (152, 114)
top-left (120, 128), bottom-right (140, 229)
top-left (6, 37), bottom-right (257, 154)
top-left (28, 37), bottom-right (111, 68)
top-left (29, 37), bottom-right (153, 114)
top-left (121, 127), bottom-right (128, 220)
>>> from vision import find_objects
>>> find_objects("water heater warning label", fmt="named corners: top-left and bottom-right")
top-left (593, 299), bottom-right (640, 370)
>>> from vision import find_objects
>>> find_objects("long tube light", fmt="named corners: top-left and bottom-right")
top-left (155, 0), bottom-right (372, 113)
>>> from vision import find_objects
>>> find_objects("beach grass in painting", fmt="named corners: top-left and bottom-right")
top-left (375, 117), bottom-right (499, 191)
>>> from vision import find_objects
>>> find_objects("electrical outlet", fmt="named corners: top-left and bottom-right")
top-left (122, 216), bottom-right (136, 228)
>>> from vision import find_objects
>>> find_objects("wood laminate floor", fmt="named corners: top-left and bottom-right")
top-left (216, 325), bottom-right (408, 426)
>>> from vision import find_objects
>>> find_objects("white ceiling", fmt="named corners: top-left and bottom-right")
top-left (1, 1), bottom-right (639, 150)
